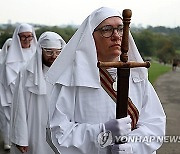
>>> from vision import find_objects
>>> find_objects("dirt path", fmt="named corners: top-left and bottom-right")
top-left (155, 67), bottom-right (180, 154)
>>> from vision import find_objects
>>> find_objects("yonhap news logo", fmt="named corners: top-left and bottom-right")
top-left (97, 131), bottom-right (113, 148)
top-left (97, 131), bottom-right (180, 148)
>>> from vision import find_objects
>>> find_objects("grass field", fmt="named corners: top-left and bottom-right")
top-left (148, 62), bottom-right (171, 84)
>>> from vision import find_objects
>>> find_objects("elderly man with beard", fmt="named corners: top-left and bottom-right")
top-left (10, 31), bottom-right (66, 154)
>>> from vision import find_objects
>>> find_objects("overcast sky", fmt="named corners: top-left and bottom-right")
top-left (1, 0), bottom-right (179, 28)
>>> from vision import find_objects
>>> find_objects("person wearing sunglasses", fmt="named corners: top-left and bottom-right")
top-left (10, 31), bottom-right (66, 154)
top-left (45, 7), bottom-right (166, 154)
top-left (0, 23), bottom-right (37, 151)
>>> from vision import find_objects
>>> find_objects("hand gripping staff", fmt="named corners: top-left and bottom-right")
top-left (97, 9), bottom-right (150, 142)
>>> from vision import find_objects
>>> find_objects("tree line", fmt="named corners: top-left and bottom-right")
top-left (132, 26), bottom-right (180, 64)
top-left (1, 24), bottom-right (180, 64)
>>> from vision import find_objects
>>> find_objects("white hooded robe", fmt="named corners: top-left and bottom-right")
top-left (46, 7), bottom-right (166, 154)
top-left (10, 31), bottom-right (66, 154)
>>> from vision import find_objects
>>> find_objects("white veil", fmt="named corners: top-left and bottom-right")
top-left (46, 7), bottom-right (148, 88)
top-left (25, 31), bottom-right (66, 95)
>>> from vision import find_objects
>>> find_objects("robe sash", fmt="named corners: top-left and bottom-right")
top-left (99, 68), bottom-right (139, 129)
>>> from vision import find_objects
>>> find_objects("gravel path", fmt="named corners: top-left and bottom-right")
top-left (155, 67), bottom-right (180, 154)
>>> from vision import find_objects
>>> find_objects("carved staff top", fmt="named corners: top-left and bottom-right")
top-left (120, 9), bottom-right (132, 63)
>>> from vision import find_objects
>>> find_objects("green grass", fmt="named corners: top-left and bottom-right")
top-left (175, 49), bottom-right (180, 54)
top-left (148, 62), bottom-right (171, 84)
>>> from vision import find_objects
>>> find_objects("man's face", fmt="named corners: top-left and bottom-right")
top-left (93, 17), bottom-right (123, 62)
top-left (19, 32), bottom-right (34, 48)
top-left (42, 48), bottom-right (61, 67)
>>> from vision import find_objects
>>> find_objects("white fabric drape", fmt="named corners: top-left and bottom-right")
top-left (0, 38), bottom-right (12, 146)
top-left (0, 23), bottom-right (37, 107)
top-left (46, 8), bottom-right (147, 88)
top-left (0, 38), bottom-right (12, 64)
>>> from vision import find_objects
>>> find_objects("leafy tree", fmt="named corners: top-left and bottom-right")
top-left (133, 30), bottom-right (155, 57)
top-left (156, 40), bottom-right (175, 64)
top-left (1, 24), bottom-right (180, 64)
top-left (0, 32), bottom-right (13, 48)
top-left (35, 25), bottom-right (77, 43)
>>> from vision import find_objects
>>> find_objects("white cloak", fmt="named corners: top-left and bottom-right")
top-left (10, 67), bottom-right (54, 154)
top-left (48, 73), bottom-right (165, 154)
top-left (10, 31), bottom-right (66, 154)
top-left (45, 7), bottom-right (166, 154)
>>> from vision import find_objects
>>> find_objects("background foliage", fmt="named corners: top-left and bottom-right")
top-left (1, 24), bottom-right (180, 64)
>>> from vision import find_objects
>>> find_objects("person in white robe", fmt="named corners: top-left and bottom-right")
top-left (0, 38), bottom-right (12, 150)
top-left (10, 31), bottom-right (66, 154)
top-left (0, 23), bottom-right (37, 150)
top-left (0, 38), bottom-right (12, 63)
top-left (45, 7), bottom-right (166, 154)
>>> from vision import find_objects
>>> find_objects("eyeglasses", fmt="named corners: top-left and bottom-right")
top-left (94, 25), bottom-right (123, 38)
top-left (42, 48), bottom-right (62, 56)
top-left (19, 35), bottom-right (34, 41)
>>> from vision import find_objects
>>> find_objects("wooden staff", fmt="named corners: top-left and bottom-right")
top-left (98, 9), bottom-right (150, 119)
top-left (116, 9), bottom-right (132, 119)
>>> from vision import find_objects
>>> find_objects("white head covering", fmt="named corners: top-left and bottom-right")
top-left (46, 7), bottom-right (148, 88)
top-left (0, 38), bottom-right (12, 64)
top-left (25, 31), bottom-right (66, 94)
top-left (18, 23), bottom-right (33, 33)
top-left (0, 23), bottom-right (37, 87)
top-left (6, 23), bottom-right (37, 64)
top-left (39, 31), bottom-right (66, 49)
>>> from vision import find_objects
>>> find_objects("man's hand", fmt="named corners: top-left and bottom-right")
top-left (16, 144), bottom-right (28, 153)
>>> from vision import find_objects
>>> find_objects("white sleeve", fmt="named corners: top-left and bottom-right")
top-left (129, 79), bottom-right (166, 154)
top-left (49, 85), bottom-right (104, 153)
top-left (10, 72), bottom-right (29, 146)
